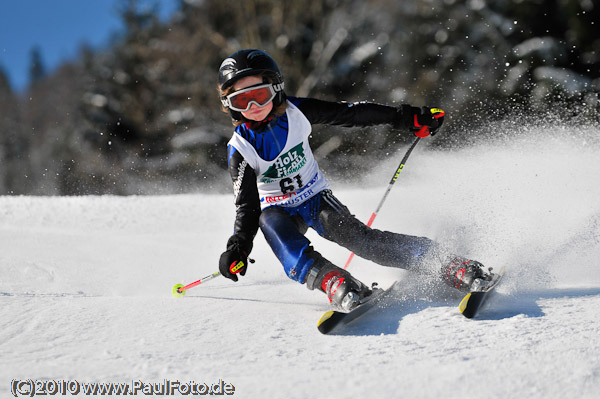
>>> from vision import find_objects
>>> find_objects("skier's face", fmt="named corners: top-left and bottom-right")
top-left (233, 75), bottom-right (274, 122)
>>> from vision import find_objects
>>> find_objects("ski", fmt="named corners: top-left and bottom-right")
top-left (317, 268), bottom-right (504, 333)
top-left (458, 267), bottom-right (505, 318)
top-left (317, 282), bottom-right (398, 334)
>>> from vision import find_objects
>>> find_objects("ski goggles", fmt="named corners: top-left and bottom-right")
top-left (221, 83), bottom-right (277, 112)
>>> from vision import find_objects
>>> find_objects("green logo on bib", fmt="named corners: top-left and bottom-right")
top-left (261, 142), bottom-right (306, 182)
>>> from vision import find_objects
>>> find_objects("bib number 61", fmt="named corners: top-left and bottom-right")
top-left (280, 174), bottom-right (304, 194)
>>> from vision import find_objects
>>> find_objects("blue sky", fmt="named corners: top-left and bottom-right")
top-left (0, 0), bottom-right (179, 92)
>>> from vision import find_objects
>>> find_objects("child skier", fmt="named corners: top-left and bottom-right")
top-left (217, 49), bottom-right (490, 311)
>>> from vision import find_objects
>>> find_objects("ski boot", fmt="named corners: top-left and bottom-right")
top-left (442, 256), bottom-right (493, 293)
top-left (323, 272), bottom-right (374, 311)
top-left (306, 262), bottom-right (372, 312)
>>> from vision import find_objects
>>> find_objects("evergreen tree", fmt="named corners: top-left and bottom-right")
top-left (29, 46), bottom-right (47, 86)
top-left (0, 66), bottom-right (29, 194)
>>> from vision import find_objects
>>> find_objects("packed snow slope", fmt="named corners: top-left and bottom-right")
top-left (1, 126), bottom-right (599, 398)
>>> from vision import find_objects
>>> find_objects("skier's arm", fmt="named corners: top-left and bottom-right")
top-left (219, 147), bottom-right (261, 281)
top-left (291, 97), bottom-right (443, 134)
top-left (227, 147), bottom-right (260, 254)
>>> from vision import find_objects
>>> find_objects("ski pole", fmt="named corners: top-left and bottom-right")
top-left (172, 271), bottom-right (221, 297)
top-left (343, 128), bottom-right (426, 270)
top-left (172, 258), bottom-right (255, 297)
top-left (342, 105), bottom-right (445, 270)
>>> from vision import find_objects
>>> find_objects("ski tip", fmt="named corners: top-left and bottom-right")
top-left (458, 292), bottom-right (471, 314)
top-left (317, 311), bottom-right (341, 334)
top-left (459, 290), bottom-right (490, 319)
top-left (172, 284), bottom-right (186, 298)
top-left (318, 311), bottom-right (335, 327)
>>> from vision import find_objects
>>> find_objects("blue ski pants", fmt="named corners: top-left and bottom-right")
top-left (259, 190), bottom-right (438, 284)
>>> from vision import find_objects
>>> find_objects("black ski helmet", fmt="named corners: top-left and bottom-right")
top-left (218, 49), bottom-right (285, 122)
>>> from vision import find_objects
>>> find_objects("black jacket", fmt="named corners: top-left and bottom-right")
top-left (224, 97), bottom-right (417, 254)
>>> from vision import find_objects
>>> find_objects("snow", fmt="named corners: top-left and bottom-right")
top-left (533, 66), bottom-right (594, 96)
top-left (1, 127), bottom-right (599, 398)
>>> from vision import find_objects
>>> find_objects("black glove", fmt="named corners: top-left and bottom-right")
top-left (405, 106), bottom-right (446, 137)
top-left (219, 235), bottom-right (252, 282)
top-left (219, 248), bottom-right (248, 282)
